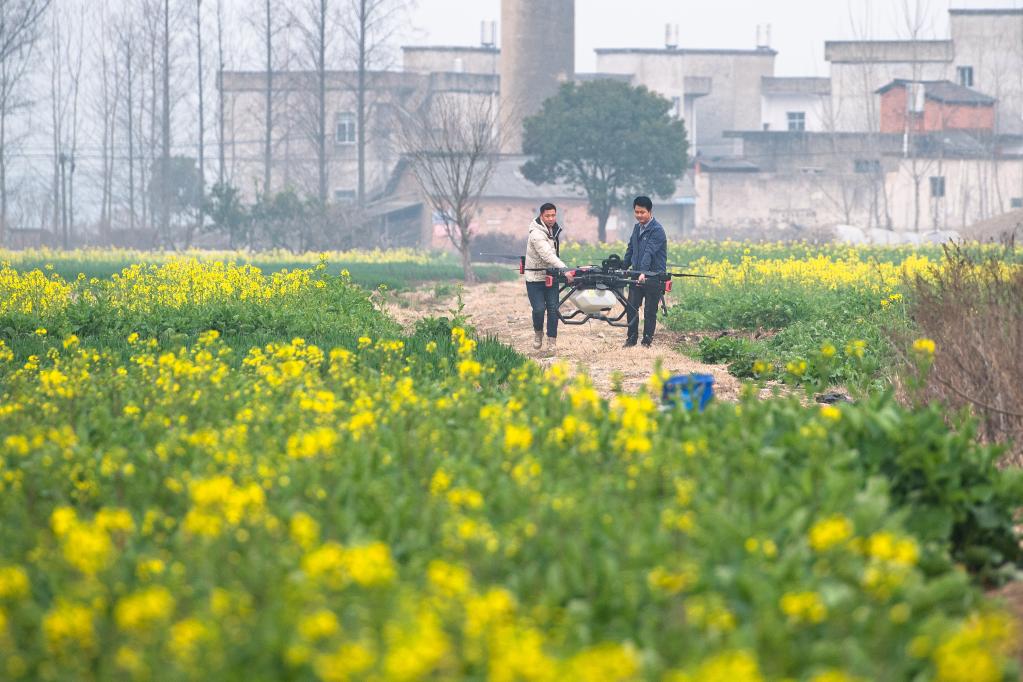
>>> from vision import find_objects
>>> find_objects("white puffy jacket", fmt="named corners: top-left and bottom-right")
top-left (524, 218), bottom-right (567, 282)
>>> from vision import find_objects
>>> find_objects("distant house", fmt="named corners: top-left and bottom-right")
top-left (877, 80), bottom-right (996, 134)
top-left (760, 77), bottom-right (831, 133)
top-left (390, 155), bottom-right (697, 250)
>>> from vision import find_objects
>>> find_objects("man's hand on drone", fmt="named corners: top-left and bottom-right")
top-left (565, 270), bottom-right (575, 283)
top-left (637, 273), bottom-right (646, 283)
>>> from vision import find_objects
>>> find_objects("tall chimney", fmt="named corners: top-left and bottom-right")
top-left (500, 0), bottom-right (575, 153)
top-left (665, 24), bottom-right (679, 50)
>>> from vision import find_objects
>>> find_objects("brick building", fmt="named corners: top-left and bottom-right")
top-left (877, 80), bottom-right (996, 134)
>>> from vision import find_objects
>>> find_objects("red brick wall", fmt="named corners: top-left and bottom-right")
top-left (879, 85), bottom-right (995, 133)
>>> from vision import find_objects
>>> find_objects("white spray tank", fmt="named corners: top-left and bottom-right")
top-left (568, 286), bottom-right (618, 314)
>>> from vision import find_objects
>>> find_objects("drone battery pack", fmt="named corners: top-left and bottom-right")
top-left (569, 288), bottom-right (618, 314)
top-left (665, 280), bottom-right (673, 293)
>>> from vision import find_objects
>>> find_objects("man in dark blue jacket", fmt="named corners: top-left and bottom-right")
top-left (622, 196), bottom-right (668, 347)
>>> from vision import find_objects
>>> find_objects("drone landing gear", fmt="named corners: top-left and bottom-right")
top-left (557, 285), bottom-right (637, 328)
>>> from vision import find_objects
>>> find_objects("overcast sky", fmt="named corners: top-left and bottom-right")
top-left (405, 0), bottom-right (1023, 76)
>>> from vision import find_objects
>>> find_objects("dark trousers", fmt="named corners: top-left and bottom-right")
top-left (526, 281), bottom-right (560, 337)
top-left (626, 281), bottom-right (661, 342)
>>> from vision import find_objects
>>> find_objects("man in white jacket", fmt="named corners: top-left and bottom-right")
top-left (524, 203), bottom-right (574, 352)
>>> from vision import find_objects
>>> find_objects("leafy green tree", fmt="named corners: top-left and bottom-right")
top-left (204, 182), bottom-right (247, 249)
top-left (148, 156), bottom-right (201, 246)
top-left (521, 80), bottom-right (688, 242)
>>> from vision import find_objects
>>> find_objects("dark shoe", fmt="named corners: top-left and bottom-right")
top-left (623, 338), bottom-right (638, 348)
top-left (641, 337), bottom-right (653, 348)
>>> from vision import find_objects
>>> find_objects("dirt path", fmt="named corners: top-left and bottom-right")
top-left (388, 280), bottom-right (743, 400)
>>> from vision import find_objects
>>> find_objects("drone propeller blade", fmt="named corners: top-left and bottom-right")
top-left (667, 272), bottom-right (716, 279)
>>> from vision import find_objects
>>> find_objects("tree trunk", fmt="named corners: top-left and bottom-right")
top-left (356, 0), bottom-right (366, 208)
top-left (216, 0), bottom-right (225, 187)
top-left (160, 0), bottom-right (172, 247)
top-left (459, 228), bottom-right (477, 284)
top-left (0, 97), bottom-right (6, 244)
top-left (194, 0), bottom-right (206, 248)
top-left (127, 41), bottom-right (135, 232)
top-left (262, 0), bottom-right (272, 198)
top-left (596, 205), bottom-right (610, 243)
top-left (317, 0), bottom-right (327, 209)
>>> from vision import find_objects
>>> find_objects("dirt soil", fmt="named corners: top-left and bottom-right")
top-left (388, 280), bottom-right (744, 400)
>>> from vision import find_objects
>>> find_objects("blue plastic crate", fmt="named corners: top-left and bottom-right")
top-left (662, 373), bottom-right (715, 412)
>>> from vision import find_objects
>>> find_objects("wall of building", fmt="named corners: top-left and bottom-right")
top-left (595, 49), bottom-right (775, 158)
top-left (887, 157), bottom-right (1023, 231)
top-left (423, 197), bottom-right (613, 251)
top-left (693, 157), bottom-right (1023, 234)
top-left (401, 47), bottom-right (499, 76)
top-left (879, 87), bottom-right (995, 134)
top-left (761, 93), bottom-right (829, 132)
top-left (500, 0), bottom-right (574, 153)
top-left (695, 170), bottom-right (872, 228)
top-left (826, 41), bottom-right (953, 132)
top-left (950, 10), bottom-right (1023, 134)
top-left (220, 71), bottom-right (497, 205)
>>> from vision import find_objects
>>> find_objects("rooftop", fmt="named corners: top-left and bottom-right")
top-left (595, 47), bottom-right (777, 57)
top-left (761, 76), bottom-right (831, 96)
top-left (825, 40), bottom-right (954, 64)
top-left (949, 8), bottom-right (1023, 15)
top-left (876, 79), bottom-right (997, 106)
top-left (482, 156), bottom-right (696, 200)
top-left (401, 45), bottom-right (498, 53)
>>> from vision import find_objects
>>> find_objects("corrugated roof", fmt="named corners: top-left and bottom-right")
top-left (761, 76), bottom-right (830, 96)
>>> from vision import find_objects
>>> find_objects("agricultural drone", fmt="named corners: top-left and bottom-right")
top-left (480, 253), bottom-right (712, 328)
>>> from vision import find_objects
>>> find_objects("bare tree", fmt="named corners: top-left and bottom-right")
top-left (159, 0), bottom-right (172, 246)
top-left (296, 0), bottom-right (331, 207)
top-left (49, 2), bottom-right (85, 248)
top-left (399, 94), bottom-right (500, 283)
top-left (118, 15), bottom-right (138, 232)
top-left (95, 1), bottom-right (124, 240)
top-left (339, 0), bottom-right (409, 208)
top-left (292, 0), bottom-right (336, 245)
top-left (216, 0), bottom-right (226, 187)
top-left (192, 0), bottom-right (207, 246)
top-left (250, 0), bottom-right (289, 199)
top-left (0, 0), bottom-right (50, 243)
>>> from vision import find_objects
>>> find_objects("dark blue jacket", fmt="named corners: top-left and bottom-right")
top-left (623, 218), bottom-right (667, 274)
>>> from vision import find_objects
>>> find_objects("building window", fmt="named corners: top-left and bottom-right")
top-left (930, 176), bottom-right (946, 198)
top-left (787, 111), bottom-right (806, 132)
top-left (957, 66), bottom-right (974, 88)
top-left (335, 113), bottom-right (356, 145)
top-left (854, 159), bottom-right (881, 174)
top-left (334, 189), bottom-right (355, 203)
top-left (1011, 197), bottom-right (1023, 209)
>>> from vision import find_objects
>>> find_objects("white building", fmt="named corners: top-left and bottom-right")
top-left (760, 77), bottom-right (831, 132)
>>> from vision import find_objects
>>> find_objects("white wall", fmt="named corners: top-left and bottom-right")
top-left (830, 60), bottom-right (951, 132)
top-left (761, 94), bottom-right (829, 132)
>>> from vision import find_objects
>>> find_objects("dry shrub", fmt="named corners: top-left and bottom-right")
top-left (901, 243), bottom-right (1023, 464)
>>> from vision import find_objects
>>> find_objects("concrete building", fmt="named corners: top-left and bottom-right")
top-left (877, 80), bottom-right (996, 134)
top-left (825, 40), bottom-right (954, 132)
top-left (595, 46), bottom-right (776, 157)
top-left (500, 0), bottom-right (574, 153)
top-left (401, 45), bottom-right (499, 76)
top-left (948, 8), bottom-right (1023, 134)
top-left (219, 68), bottom-right (498, 209)
top-left (760, 77), bottom-right (831, 132)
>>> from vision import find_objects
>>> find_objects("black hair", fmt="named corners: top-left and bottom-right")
top-left (633, 196), bottom-right (653, 211)
top-left (539, 202), bottom-right (557, 214)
